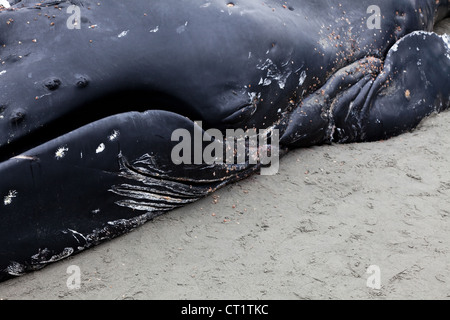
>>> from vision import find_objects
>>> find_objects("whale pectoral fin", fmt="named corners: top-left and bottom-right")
top-left (335, 31), bottom-right (450, 143)
top-left (0, 110), bottom-right (259, 281)
top-left (279, 57), bottom-right (383, 147)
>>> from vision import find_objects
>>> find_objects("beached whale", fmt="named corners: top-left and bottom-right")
top-left (0, 0), bottom-right (449, 281)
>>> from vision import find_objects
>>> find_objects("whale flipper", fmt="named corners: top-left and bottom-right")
top-left (0, 110), bottom-right (258, 281)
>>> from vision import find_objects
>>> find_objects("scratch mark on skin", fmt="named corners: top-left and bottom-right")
top-left (67, 229), bottom-right (87, 243)
top-left (4, 190), bottom-right (17, 206)
top-left (109, 154), bottom-right (206, 213)
top-left (36, 93), bottom-right (52, 100)
top-left (109, 152), bottom-right (259, 213)
top-left (149, 26), bottom-right (159, 33)
top-left (0, 70), bottom-right (6, 76)
top-left (12, 155), bottom-right (38, 161)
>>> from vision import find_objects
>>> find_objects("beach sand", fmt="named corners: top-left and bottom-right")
top-left (0, 20), bottom-right (449, 300)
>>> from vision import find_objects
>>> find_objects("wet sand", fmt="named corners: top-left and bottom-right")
top-left (0, 20), bottom-right (449, 300)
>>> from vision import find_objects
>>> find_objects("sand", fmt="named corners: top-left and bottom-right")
top-left (0, 20), bottom-right (449, 300)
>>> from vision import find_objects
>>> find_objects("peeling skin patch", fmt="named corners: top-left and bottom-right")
top-left (298, 70), bottom-right (307, 86)
top-left (0, 0), bottom-right (9, 9)
top-left (6, 262), bottom-right (25, 276)
top-left (54, 215), bottom-right (155, 269)
top-left (4, 190), bottom-right (17, 206)
top-left (55, 146), bottom-right (68, 159)
top-left (0, 70), bottom-right (6, 76)
top-left (118, 30), bottom-right (129, 38)
top-left (257, 58), bottom-right (293, 90)
top-left (443, 34), bottom-right (450, 60)
top-left (31, 247), bottom-right (74, 265)
top-left (96, 143), bottom-right (106, 153)
top-left (4, 212), bottom-right (155, 276)
top-left (391, 41), bottom-right (399, 52)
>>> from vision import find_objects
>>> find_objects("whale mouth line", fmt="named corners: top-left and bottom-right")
top-left (0, 89), bottom-right (201, 164)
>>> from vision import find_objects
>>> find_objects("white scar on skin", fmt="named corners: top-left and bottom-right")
top-left (118, 30), bottom-right (129, 38)
top-left (4, 190), bottom-right (17, 206)
top-left (96, 143), bottom-right (106, 153)
top-left (55, 146), bottom-right (69, 159)
top-left (108, 130), bottom-right (120, 141)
